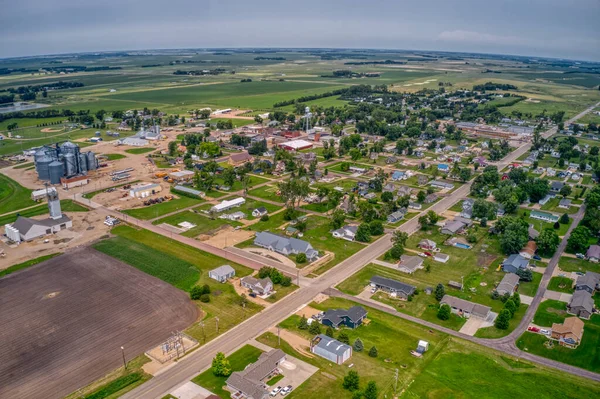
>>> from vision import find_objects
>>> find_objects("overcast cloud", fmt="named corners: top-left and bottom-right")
top-left (0, 0), bottom-right (598, 61)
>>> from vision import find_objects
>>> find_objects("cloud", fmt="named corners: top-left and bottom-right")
top-left (437, 30), bottom-right (524, 46)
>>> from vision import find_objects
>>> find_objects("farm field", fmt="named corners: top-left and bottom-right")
top-left (122, 196), bottom-right (203, 220)
top-left (0, 173), bottom-right (35, 214)
top-left (0, 248), bottom-right (196, 399)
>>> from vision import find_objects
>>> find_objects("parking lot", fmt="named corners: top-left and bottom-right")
top-left (0, 247), bottom-right (197, 399)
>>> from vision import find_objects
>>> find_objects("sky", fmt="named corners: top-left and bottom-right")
top-left (1, 0), bottom-right (599, 61)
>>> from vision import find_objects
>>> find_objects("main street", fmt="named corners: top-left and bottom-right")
top-left (119, 102), bottom-right (600, 398)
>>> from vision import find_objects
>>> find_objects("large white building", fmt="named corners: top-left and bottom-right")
top-left (210, 197), bottom-right (245, 213)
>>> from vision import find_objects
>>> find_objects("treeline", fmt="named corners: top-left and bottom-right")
top-left (0, 108), bottom-right (91, 123)
top-left (344, 60), bottom-right (405, 65)
top-left (0, 67), bottom-right (38, 75)
top-left (169, 60), bottom-right (229, 65)
top-left (38, 65), bottom-right (122, 72)
top-left (254, 57), bottom-right (286, 61)
top-left (141, 64), bottom-right (162, 68)
top-left (7, 81), bottom-right (84, 94)
top-left (0, 94), bottom-right (15, 104)
top-left (320, 70), bottom-right (380, 78)
top-left (273, 88), bottom-right (349, 107)
top-left (473, 82), bottom-right (518, 91)
top-left (173, 69), bottom-right (230, 76)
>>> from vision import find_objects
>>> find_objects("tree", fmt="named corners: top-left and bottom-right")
top-left (459, 167), bottom-right (472, 182)
top-left (363, 381), bottom-right (378, 399)
top-left (504, 299), bottom-right (517, 317)
top-left (434, 283), bottom-right (445, 302)
top-left (516, 268), bottom-right (533, 282)
top-left (388, 244), bottom-right (404, 260)
top-left (356, 223), bottom-right (371, 242)
top-left (512, 292), bottom-right (521, 308)
top-left (325, 326), bottom-right (335, 338)
top-left (221, 167), bottom-right (236, 188)
top-left (309, 321), bottom-right (321, 335)
top-left (168, 141), bottom-right (178, 157)
top-left (368, 346), bottom-right (378, 358)
top-left (298, 315), bottom-right (309, 330)
top-left (353, 338), bottom-right (364, 352)
top-left (559, 213), bottom-right (570, 224)
top-left (342, 370), bottom-right (360, 391)
top-left (391, 231), bottom-right (408, 247)
top-left (190, 286), bottom-right (203, 300)
top-left (369, 220), bottom-right (384, 236)
top-left (381, 191), bottom-right (394, 203)
top-left (417, 190), bottom-right (426, 203)
top-left (536, 228), bottom-right (560, 256)
top-left (296, 253), bottom-right (307, 263)
top-left (212, 352), bottom-right (232, 377)
top-left (200, 293), bottom-right (210, 302)
top-left (437, 304), bottom-right (451, 320)
top-left (495, 309), bottom-right (511, 330)
top-left (559, 185), bottom-right (572, 197)
top-left (338, 331), bottom-right (350, 345)
top-left (567, 226), bottom-right (591, 253)
top-left (330, 209), bottom-right (346, 230)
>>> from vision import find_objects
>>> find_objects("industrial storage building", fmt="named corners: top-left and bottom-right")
top-left (210, 197), bottom-right (245, 212)
top-left (31, 187), bottom-right (57, 201)
top-left (33, 142), bottom-right (97, 184)
top-left (129, 183), bottom-right (162, 198)
top-left (279, 139), bottom-right (313, 151)
top-left (173, 185), bottom-right (205, 198)
top-left (169, 170), bottom-right (195, 181)
top-left (61, 175), bottom-right (90, 189)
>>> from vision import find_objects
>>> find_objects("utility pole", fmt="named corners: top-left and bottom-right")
top-left (215, 317), bottom-right (219, 334)
top-left (199, 321), bottom-right (205, 343)
top-left (277, 325), bottom-right (281, 346)
top-left (394, 368), bottom-right (398, 395)
top-left (297, 270), bottom-right (300, 287)
top-left (121, 346), bottom-right (127, 369)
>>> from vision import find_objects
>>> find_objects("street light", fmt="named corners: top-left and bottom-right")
top-left (121, 346), bottom-right (127, 369)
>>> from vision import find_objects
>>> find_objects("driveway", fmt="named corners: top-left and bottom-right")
top-left (257, 346), bottom-right (318, 395)
top-left (520, 294), bottom-right (534, 306)
top-left (544, 290), bottom-right (573, 303)
top-left (459, 317), bottom-right (485, 336)
top-left (171, 381), bottom-right (214, 399)
top-left (357, 285), bottom-right (375, 300)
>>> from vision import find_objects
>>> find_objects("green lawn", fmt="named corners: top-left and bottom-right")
top-left (0, 173), bottom-right (36, 214)
top-left (518, 271), bottom-right (543, 297)
top-left (521, 209), bottom-right (572, 236)
top-left (539, 197), bottom-right (579, 214)
top-left (125, 147), bottom-right (155, 155)
top-left (516, 301), bottom-right (600, 373)
top-left (547, 276), bottom-right (574, 293)
top-left (153, 210), bottom-right (242, 237)
top-left (102, 153), bottom-right (126, 161)
top-left (122, 196), bottom-right (203, 220)
top-left (0, 199), bottom-right (88, 225)
top-left (559, 256), bottom-right (600, 274)
top-left (213, 175), bottom-right (270, 192)
top-left (247, 184), bottom-right (283, 203)
top-left (104, 226), bottom-right (261, 343)
top-left (0, 253), bottom-right (62, 278)
top-left (246, 209), bottom-right (291, 232)
top-left (192, 345), bottom-right (263, 398)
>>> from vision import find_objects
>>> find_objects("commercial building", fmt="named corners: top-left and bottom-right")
top-left (211, 197), bottom-right (246, 213)
top-left (279, 139), bottom-right (313, 151)
top-left (169, 170), bottom-right (195, 182)
top-left (60, 175), bottom-right (90, 189)
top-left (311, 334), bottom-right (352, 365)
top-left (173, 185), bottom-right (205, 198)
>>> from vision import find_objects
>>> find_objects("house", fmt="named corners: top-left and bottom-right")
top-left (241, 276), bottom-right (273, 296)
top-left (370, 275), bottom-right (416, 300)
top-left (254, 231), bottom-right (319, 261)
top-left (391, 171), bottom-right (405, 181)
top-left (550, 181), bottom-right (565, 193)
top-left (398, 255), bottom-right (425, 274)
top-left (383, 183), bottom-right (396, 193)
top-left (551, 317), bottom-right (585, 348)
top-left (424, 193), bottom-right (438, 204)
top-left (311, 334), bottom-right (352, 365)
top-left (409, 202), bottom-right (422, 210)
top-left (433, 253), bottom-right (450, 263)
top-left (461, 199), bottom-right (474, 219)
top-left (321, 306), bottom-right (368, 329)
top-left (567, 290), bottom-right (594, 319)
top-left (528, 226), bottom-right (540, 240)
top-left (519, 241), bottom-right (537, 260)
top-left (228, 151), bottom-right (254, 166)
top-left (502, 254), bottom-right (529, 273)
top-left (211, 197), bottom-right (246, 213)
top-left (332, 225), bottom-right (358, 241)
top-left (208, 265), bottom-right (236, 282)
top-left (440, 295), bottom-right (492, 319)
top-left (349, 166), bottom-right (366, 174)
top-left (252, 207), bottom-right (268, 218)
top-left (418, 239), bottom-right (437, 251)
top-left (586, 245), bottom-right (600, 263)
top-left (559, 198), bottom-right (572, 209)
top-left (575, 272), bottom-right (600, 294)
top-left (397, 185), bottom-right (412, 197)
top-left (538, 194), bottom-right (553, 206)
top-left (226, 349), bottom-right (286, 399)
top-left (496, 273), bottom-right (520, 296)
top-left (441, 217), bottom-right (472, 235)
top-left (387, 210), bottom-right (406, 223)
top-left (429, 180), bottom-right (454, 190)
top-left (530, 210), bottom-right (559, 223)
top-left (219, 211), bottom-right (246, 221)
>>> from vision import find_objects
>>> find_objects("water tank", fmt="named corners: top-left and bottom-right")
top-left (79, 153), bottom-right (88, 174)
top-left (63, 153), bottom-right (77, 176)
top-left (36, 155), bottom-right (53, 181)
top-left (48, 161), bottom-right (64, 184)
top-left (86, 151), bottom-right (97, 170)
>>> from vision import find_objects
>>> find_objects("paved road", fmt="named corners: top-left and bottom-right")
top-left (119, 102), bottom-right (600, 398)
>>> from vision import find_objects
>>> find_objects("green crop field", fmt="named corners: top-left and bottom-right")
top-left (0, 173), bottom-right (35, 214)
top-left (122, 196), bottom-right (203, 220)
top-left (124, 147), bottom-right (155, 155)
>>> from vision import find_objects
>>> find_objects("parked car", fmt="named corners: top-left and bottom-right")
top-left (532, 255), bottom-right (542, 261)
top-left (371, 287), bottom-right (377, 293)
top-left (528, 326), bottom-right (540, 333)
top-left (576, 253), bottom-right (585, 259)
top-left (575, 272), bottom-right (585, 276)
top-left (540, 329), bottom-right (550, 335)
top-left (280, 386), bottom-right (293, 396)
top-left (270, 386), bottom-right (282, 396)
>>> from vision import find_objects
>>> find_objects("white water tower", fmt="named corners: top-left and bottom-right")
top-left (304, 106), bottom-right (312, 133)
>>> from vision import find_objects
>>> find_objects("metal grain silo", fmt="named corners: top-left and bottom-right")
top-left (86, 151), bottom-right (97, 170)
top-left (48, 160), bottom-right (64, 184)
top-left (36, 155), bottom-right (53, 181)
top-left (63, 152), bottom-right (77, 176)
top-left (79, 153), bottom-right (88, 174)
